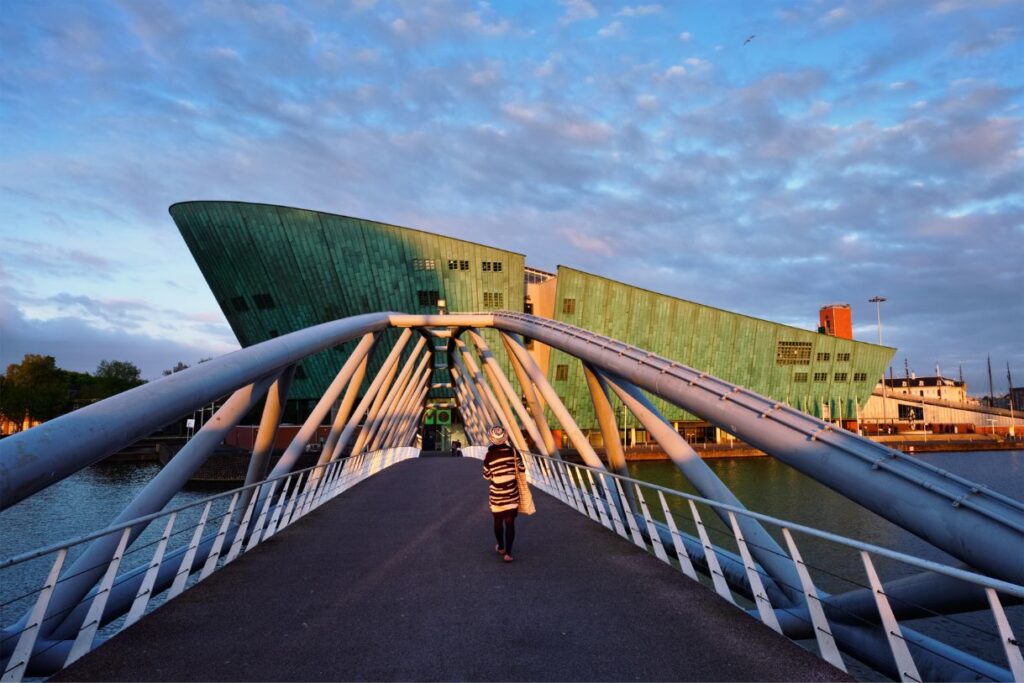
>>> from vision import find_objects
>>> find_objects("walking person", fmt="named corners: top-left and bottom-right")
top-left (482, 425), bottom-right (524, 562)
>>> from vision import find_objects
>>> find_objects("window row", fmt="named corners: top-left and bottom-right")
top-left (230, 293), bottom-right (276, 313)
top-left (775, 344), bottom-right (857, 366)
top-left (483, 292), bottom-right (504, 308)
top-left (795, 372), bottom-right (868, 383)
top-left (434, 259), bottom-right (505, 271)
top-left (417, 289), bottom-right (440, 307)
top-left (776, 341), bottom-right (812, 365)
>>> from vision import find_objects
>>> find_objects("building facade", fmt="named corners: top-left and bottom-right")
top-left (171, 201), bottom-right (895, 430)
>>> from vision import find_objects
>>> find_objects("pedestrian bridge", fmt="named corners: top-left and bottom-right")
top-left (1, 312), bottom-right (1021, 682)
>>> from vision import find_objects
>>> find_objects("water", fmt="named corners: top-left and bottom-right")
top-left (1, 452), bottom-right (1021, 679)
top-left (0, 464), bottom-right (235, 653)
top-left (626, 450), bottom-right (1024, 680)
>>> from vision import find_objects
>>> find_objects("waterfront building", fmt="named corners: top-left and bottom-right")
top-left (885, 375), bottom-right (969, 403)
top-left (171, 201), bottom-right (894, 436)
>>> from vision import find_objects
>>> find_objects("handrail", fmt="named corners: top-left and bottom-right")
top-left (521, 451), bottom-right (1024, 599)
top-left (0, 459), bottom-right (335, 571)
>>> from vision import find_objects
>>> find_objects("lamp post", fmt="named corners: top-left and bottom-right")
top-left (869, 296), bottom-right (888, 432)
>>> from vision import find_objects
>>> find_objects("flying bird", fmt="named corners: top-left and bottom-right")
top-left (743, 34), bottom-right (755, 45)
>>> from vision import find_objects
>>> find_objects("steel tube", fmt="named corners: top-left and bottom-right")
top-left (272, 333), bottom-right (378, 482)
top-left (43, 375), bottom-right (276, 637)
top-left (329, 328), bottom-right (413, 461)
top-left (490, 312), bottom-right (1024, 584)
top-left (319, 351), bottom-right (371, 464)
top-left (500, 333), bottom-right (605, 471)
top-left (599, 370), bottom-right (802, 604)
top-left (499, 333), bottom-right (559, 456)
top-left (237, 367), bottom-right (295, 519)
top-left (0, 312), bottom-right (392, 510)
top-left (466, 330), bottom-right (550, 456)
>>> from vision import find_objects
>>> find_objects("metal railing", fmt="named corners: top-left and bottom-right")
top-left (0, 447), bottom-right (417, 681)
top-left (463, 449), bottom-right (1024, 683)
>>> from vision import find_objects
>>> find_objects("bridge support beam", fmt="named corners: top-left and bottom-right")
top-left (466, 330), bottom-right (550, 456)
top-left (597, 370), bottom-right (802, 606)
top-left (238, 366), bottom-right (296, 521)
top-left (499, 333), bottom-right (559, 457)
top-left (500, 333), bottom-right (605, 471)
top-left (454, 336), bottom-right (526, 452)
top-left (320, 352), bottom-right (370, 465)
top-left (44, 374), bottom-right (278, 639)
top-left (328, 328), bottom-right (413, 461)
top-left (365, 341), bottom-right (429, 451)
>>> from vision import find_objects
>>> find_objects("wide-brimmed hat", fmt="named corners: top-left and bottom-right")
top-left (488, 425), bottom-right (508, 445)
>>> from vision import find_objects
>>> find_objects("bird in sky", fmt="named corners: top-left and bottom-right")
top-left (743, 34), bottom-right (756, 45)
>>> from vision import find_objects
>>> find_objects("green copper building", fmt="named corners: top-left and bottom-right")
top-left (171, 201), bottom-right (894, 436)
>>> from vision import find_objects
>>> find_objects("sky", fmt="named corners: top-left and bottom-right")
top-left (0, 0), bottom-right (1021, 394)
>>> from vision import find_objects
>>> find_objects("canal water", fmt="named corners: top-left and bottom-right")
top-left (1, 451), bottom-right (1021, 679)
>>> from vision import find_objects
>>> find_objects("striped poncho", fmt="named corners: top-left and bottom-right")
top-left (482, 444), bottom-right (525, 513)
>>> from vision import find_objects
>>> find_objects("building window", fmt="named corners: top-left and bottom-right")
top-left (460, 260), bottom-right (469, 270)
top-left (555, 364), bottom-right (569, 381)
top-left (483, 292), bottom-right (504, 308)
top-left (231, 296), bottom-right (249, 312)
top-left (816, 352), bottom-right (831, 362)
top-left (417, 290), bottom-right (440, 307)
top-left (481, 260), bottom-right (503, 272)
top-left (836, 352), bottom-right (851, 362)
top-left (413, 258), bottom-right (436, 271)
top-left (813, 372), bottom-right (828, 382)
top-left (493, 261), bottom-right (502, 272)
top-left (854, 372), bottom-right (867, 382)
top-left (447, 259), bottom-right (458, 270)
top-left (793, 372), bottom-right (808, 383)
top-left (834, 373), bottom-right (848, 382)
top-left (562, 298), bottom-right (576, 314)
top-left (254, 293), bottom-right (275, 310)
top-left (776, 341), bottom-right (812, 365)
top-left (482, 261), bottom-right (491, 272)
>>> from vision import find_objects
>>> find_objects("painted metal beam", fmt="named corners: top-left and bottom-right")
top-left (0, 312), bottom-right (393, 510)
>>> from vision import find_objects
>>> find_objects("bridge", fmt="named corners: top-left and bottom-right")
top-left (1, 312), bottom-right (1022, 681)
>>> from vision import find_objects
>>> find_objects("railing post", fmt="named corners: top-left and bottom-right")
top-left (65, 527), bottom-right (132, 666)
top-left (168, 501), bottom-right (212, 600)
top-left (124, 513), bottom-right (177, 629)
top-left (1, 549), bottom-right (67, 682)
top-left (861, 551), bottom-right (922, 683)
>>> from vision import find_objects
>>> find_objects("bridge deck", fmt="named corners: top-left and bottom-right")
top-left (57, 458), bottom-right (844, 681)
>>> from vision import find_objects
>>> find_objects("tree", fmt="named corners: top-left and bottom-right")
top-left (1, 355), bottom-right (70, 425)
top-left (96, 360), bottom-right (143, 384)
top-left (162, 361), bottom-right (190, 376)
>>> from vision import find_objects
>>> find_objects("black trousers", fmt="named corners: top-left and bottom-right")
top-left (492, 510), bottom-right (517, 554)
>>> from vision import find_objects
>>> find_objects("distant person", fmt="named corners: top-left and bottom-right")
top-left (482, 426), bottom-right (524, 563)
top-left (451, 439), bottom-right (462, 457)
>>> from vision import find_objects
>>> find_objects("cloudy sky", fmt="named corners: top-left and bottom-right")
top-left (1, 0), bottom-right (1021, 393)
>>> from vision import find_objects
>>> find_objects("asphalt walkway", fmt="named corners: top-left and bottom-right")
top-left (57, 457), bottom-right (845, 681)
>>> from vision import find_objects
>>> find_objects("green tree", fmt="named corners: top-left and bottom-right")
top-left (96, 360), bottom-right (143, 384)
top-left (1, 355), bottom-right (70, 425)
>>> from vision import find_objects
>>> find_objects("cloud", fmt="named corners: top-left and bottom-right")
top-left (0, 292), bottom-right (237, 380)
top-left (618, 5), bottom-right (662, 17)
top-left (597, 21), bottom-right (623, 38)
top-left (678, 31), bottom-right (692, 41)
top-left (559, 0), bottom-right (597, 24)
top-left (0, 0), bottom-right (1020, 396)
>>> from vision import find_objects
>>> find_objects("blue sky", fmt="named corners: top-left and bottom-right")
top-left (1, 0), bottom-right (1021, 393)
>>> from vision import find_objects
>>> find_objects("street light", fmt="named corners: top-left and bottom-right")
top-left (869, 296), bottom-right (888, 431)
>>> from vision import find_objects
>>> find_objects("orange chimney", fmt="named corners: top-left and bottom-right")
top-left (819, 304), bottom-right (852, 340)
